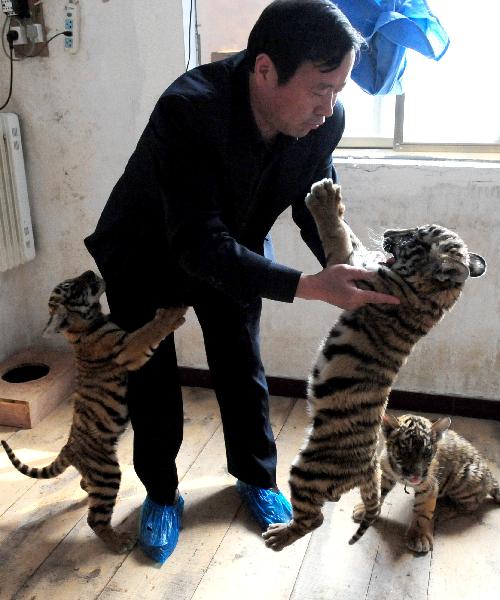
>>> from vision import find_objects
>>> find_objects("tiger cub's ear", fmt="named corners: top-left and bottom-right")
top-left (430, 257), bottom-right (470, 283)
top-left (468, 253), bottom-right (486, 278)
top-left (429, 252), bottom-right (486, 283)
top-left (382, 414), bottom-right (400, 437)
top-left (431, 417), bottom-right (451, 441)
top-left (42, 305), bottom-right (68, 336)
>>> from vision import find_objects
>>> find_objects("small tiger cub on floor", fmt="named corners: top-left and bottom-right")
top-left (262, 179), bottom-right (486, 552)
top-left (1, 270), bottom-right (187, 553)
top-left (353, 413), bottom-right (500, 553)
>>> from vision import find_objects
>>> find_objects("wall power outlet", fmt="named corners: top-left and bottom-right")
top-left (64, 0), bottom-right (80, 54)
top-left (5, 0), bottom-right (49, 57)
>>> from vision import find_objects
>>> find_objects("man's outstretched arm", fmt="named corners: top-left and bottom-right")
top-left (295, 264), bottom-right (400, 310)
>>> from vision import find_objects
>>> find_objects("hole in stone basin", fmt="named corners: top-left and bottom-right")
top-left (1, 363), bottom-right (51, 383)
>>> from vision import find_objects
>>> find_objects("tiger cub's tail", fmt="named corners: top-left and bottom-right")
top-left (348, 505), bottom-right (381, 545)
top-left (1, 439), bottom-right (71, 479)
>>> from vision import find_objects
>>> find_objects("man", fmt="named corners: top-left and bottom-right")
top-left (85, 0), bottom-right (399, 564)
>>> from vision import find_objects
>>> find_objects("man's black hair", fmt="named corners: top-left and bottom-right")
top-left (246, 0), bottom-right (364, 84)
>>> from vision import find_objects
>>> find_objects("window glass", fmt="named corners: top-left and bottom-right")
top-left (402, 0), bottom-right (500, 144)
top-left (341, 79), bottom-right (395, 140)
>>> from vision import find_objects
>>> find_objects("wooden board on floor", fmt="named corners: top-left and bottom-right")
top-left (288, 405), bottom-right (431, 600)
top-left (427, 415), bottom-right (500, 600)
top-left (0, 397), bottom-right (74, 516)
top-left (2, 394), bottom-right (500, 600)
top-left (1, 388), bottom-right (221, 600)
top-left (98, 395), bottom-right (296, 600)
top-left (188, 398), bottom-right (309, 600)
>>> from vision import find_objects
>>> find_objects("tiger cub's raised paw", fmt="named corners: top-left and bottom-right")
top-left (305, 178), bottom-right (345, 222)
top-left (154, 307), bottom-right (188, 336)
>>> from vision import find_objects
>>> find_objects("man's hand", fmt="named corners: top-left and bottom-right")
top-left (295, 264), bottom-right (400, 310)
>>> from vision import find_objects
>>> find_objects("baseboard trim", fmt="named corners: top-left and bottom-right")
top-left (179, 367), bottom-right (500, 421)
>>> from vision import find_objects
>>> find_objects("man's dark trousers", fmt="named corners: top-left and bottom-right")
top-left (106, 279), bottom-right (277, 505)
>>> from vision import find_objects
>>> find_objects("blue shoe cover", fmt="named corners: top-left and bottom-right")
top-left (139, 494), bottom-right (184, 564)
top-left (236, 480), bottom-right (292, 530)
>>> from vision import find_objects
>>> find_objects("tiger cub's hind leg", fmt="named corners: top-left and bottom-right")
top-left (262, 506), bottom-right (324, 552)
top-left (451, 480), bottom-right (488, 513)
top-left (352, 468), bottom-right (396, 522)
top-left (349, 466), bottom-right (381, 544)
top-left (263, 479), bottom-right (326, 551)
top-left (305, 179), bottom-right (362, 267)
top-left (86, 465), bottom-right (135, 553)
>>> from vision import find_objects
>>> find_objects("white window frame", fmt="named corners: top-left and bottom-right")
top-left (341, 95), bottom-right (500, 155)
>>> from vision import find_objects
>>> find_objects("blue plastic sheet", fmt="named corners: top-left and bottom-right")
top-left (334, 0), bottom-right (450, 95)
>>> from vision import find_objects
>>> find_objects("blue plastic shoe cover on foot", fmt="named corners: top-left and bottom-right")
top-left (139, 494), bottom-right (184, 564)
top-left (236, 480), bottom-right (292, 530)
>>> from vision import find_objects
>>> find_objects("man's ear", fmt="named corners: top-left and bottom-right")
top-left (42, 305), bottom-right (68, 336)
top-left (253, 53), bottom-right (276, 83)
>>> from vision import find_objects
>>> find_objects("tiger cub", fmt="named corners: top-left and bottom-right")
top-left (263, 179), bottom-right (486, 551)
top-left (357, 413), bottom-right (500, 553)
top-left (1, 270), bottom-right (187, 553)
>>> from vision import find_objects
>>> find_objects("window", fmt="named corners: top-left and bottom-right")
top-left (394, 0), bottom-right (500, 151)
top-left (195, 0), bottom-right (500, 153)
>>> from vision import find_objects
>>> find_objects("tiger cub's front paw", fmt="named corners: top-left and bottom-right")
top-left (406, 526), bottom-right (433, 554)
top-left (305, 178), bottom-right (344, 221)
top-left (155, 307), bottom-right (188, 335)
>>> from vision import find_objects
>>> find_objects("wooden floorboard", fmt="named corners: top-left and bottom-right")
top-left (8, 388), bottom-right (221, 600)
top-left (99, 393), bottom-right (295, 600)
top-left (0, 389), bottom-right (499, 599)
top-left (189, 399), bottom-right (308, 600)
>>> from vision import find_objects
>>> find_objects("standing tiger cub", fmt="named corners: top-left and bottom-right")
top-left (263, 179), bottom-right (486, 551)
top-left (1, 270), bottom-right (187, 553)
top-left (356, 413), bottom-right (500, 553)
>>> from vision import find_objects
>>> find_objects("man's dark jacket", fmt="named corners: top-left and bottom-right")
top-left (84, 51), bottom-right (345, 307)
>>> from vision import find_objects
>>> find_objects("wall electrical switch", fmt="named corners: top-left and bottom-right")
top-left (1, 1), bottom-right (30, 18)
top-left (64, 0), bottom-right (80, 54)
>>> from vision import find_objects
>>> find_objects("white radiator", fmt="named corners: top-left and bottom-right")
top-left (0, 112), bottom-right (35, 271)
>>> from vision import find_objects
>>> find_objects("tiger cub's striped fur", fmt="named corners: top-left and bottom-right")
top-left (263, 179), bottom-right (486, 551)
top-left (1, 270), bottom-right (186, 553)
top-left (363, 413), bottom-right (500, 553)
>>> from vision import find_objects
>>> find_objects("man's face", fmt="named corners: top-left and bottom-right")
top-left (251, 50), bottom-right (354, 140)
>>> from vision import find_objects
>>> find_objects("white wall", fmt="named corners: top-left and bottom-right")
top-left (176, 160), bottom-right (500, 401)
top-left (0, 2), bottom-right (498, 402)
top-left (0, 0), bottom-right (186, 358)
